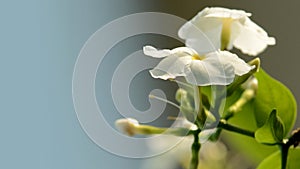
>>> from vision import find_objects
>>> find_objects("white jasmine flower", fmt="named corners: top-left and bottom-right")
top-left (178, 7), bottom-right (276, 56)
top-left (143, 45), bottom-right (253, 86)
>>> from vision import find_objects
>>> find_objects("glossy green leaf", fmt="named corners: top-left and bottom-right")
top-left (222, 69), bottom-right (297, 163)
top-left (254, 69), bottom-right (297, 136)
top-left (255, 110), bottom-right (285, 144)
top-left (222, 88), bottom-right (277, 163)
top-left (257, 148), bottom-right (300, 169)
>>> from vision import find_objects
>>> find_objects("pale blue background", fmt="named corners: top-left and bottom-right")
top-left (0, 1), bottom-right (148, 169)
top-left (1, 0), bottom-right (300, 169)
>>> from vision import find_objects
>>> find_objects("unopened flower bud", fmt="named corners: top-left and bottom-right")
top-left (180, 118), bottom-right (198, 131)
top-left (242, 76), bottom-right (258, 92)
top-left (175, 88), bottom-right (188, 103)
top-left (115, 118), bottom-right (139, 136)
top-left (115, 118), bottom-right (192, 137)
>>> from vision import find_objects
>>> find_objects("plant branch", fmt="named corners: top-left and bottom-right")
top-left (189, 129), bottom-right (201, 169)
top-left (194, 86), bottom-right (206, 128)
top-left (218, 119), bottom-right (255, 138)
top-left (211, 86), bottom-right (226, 121)
top-left (279, 144), bottom-right (289, 169)
top-left (279, 128), bottom-right (300, 169)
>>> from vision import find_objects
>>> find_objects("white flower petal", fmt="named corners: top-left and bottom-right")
top-left (202, 7), bottom-right (251, 19)
top-left (150, 55), bottom-right (192, 80)
top-left (185, 38), bottom-right (218, 55)
top-left (143, 45), bottom-right (172, 58)
top-left (143, 46), bottom-right (198, 58)
top-left (178, 17), bottom-right (223, 55)
top-left (145, 45), bottom-right (252, 85)
top-left (171, 47), bottom-right (198, 56)
top-left (149, 69), bottom-right (175, 80)
top-left (227, 20), bottom-right (243, 49)
top-left (233, 18), bottom-right (276, 56)
top-left (216, 50), bottom-right (254, 76)
top-left (184, 52), bottom-right (235, 86)
top-left (179, 7), bottom-right (275, 56)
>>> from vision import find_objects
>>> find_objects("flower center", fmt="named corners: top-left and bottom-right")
top-left (221, 18), bottom-right (233, 50)
top-left (192, 54), bottom-right (205, 60)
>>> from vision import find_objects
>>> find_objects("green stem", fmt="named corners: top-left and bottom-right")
top-left (193, 86), bottom-right (202, 115)
top-left (218, 120), bottom-right (255, 138)
top-left (138, 125), bottom-right (191, 136)
top-left (278, 128), bottom-right (300, 169)
top-left (212, 94), bottom-right (223, 121)
top-left (189, 130), bottom-right (201, 169)
top-left (279, 144), bottom-right (289, 169)
top-left (194, 86), bottom-right (206, 128)
top-left (210, 86), bottom-right (227, 127)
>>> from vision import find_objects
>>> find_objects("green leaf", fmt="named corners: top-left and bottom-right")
top-left (253, 69), bottom-right (297, 137)
top-left (255, 110), bottom-right (285, 144)
top-left (222, 88), bottom-right (277, 163)
top-left (257, 148), bottom-right (300, 169)
top-left (223, 69), bottom-right (297, 163)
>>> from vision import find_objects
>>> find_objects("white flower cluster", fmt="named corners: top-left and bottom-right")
top-left (144, 7), bottom-right (275, 86)
top-left (116, 7), bottom-right (274, 141)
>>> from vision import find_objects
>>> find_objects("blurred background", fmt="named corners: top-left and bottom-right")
top-left (1, 0), bottom-right (299, 169)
